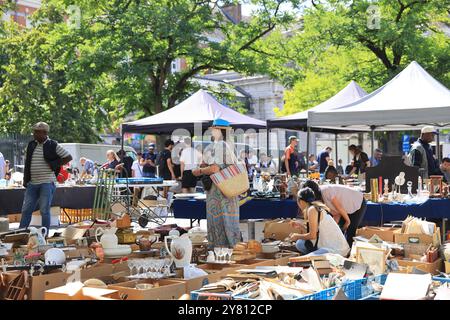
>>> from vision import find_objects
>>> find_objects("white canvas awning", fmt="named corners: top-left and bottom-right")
top-left (308, 61), bottom-right (450, 131)
top-left (267, 81), bottom-right (367, 131)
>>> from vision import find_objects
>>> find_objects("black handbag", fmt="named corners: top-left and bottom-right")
top-left (201, 175), bottom-right (213, 191)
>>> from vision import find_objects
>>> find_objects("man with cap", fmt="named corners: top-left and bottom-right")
top-left (20, 122), bottom-right (72, 235)
top-left (142, 144), bottom-right (157, 177)
top-left (408, 126), bottom-right (439, 179)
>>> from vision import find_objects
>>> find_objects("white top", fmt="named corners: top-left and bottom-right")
top-left (131, 160), bottom-right (143, 178)
top-left (320, 184), bottom-right (364, 214)
top-left (0, 152), bottom-right (5, 179)
top-left (312, 210), bottom-right (350, 256)
top-left (180, 147), bottom-right (202, 171)
top-left (248, 155), bottom-right (258, 165)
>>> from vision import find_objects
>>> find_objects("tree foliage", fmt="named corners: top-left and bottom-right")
top-left (0, 0), bottom-right (303, 141)
top-left (256, 0), bottom-right (449, 115)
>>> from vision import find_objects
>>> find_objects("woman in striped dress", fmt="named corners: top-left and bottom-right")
top-left (192, 119), bottom-right (240, 248)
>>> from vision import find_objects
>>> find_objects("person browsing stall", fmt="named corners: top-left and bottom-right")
top-left (192, 119), bottom-right (241, 248)
top-left (19, 122), bottom-right (72, 235)
top-left (284, 136), bottom-right (299, 177)
top-left (348, 145), bottom-right (370, 176)
top-left (158, 139), bottom-right (176, 198)
top-left (371, 148), bottom-right (383, 166)
top-left (408, 126), bottom-right (439, 179)
top-left (308, 154), bottom-right (319, 172)
top-left (302, 180), bottom-right (367, 247)
top-left (79, 157), bottom-right (95, 178)
top-left (317, 147), bottom-right (332, 174)
top-left (288, 187), bottom-right (350, 257)
top-left (102, 150), bottom-right (120, 170)
top-left (440, 157), bottom-right (450, 183)
top-left (131, 153), bottom-right (144, 178)
top-left (180, 137), bottom-right (202, 193)
top-left (142, 145), bottom-right (157, 177)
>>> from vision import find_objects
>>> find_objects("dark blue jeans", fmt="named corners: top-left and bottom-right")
top-left (19, 182), bottom-right (56, 235)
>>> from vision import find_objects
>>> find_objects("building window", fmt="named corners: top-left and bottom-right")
top-left (171, 59), bottom-right (181, 73)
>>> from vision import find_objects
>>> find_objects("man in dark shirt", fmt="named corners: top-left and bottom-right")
top-left (142, 145), bottom-right (157, 177)
top-left (117, 149), bottom-right (133, 178)
top-left (408, 126), bottom-right (439, 179)
top-left (158, 139), bottom-right (175, 198)
top-left (317, 147), bottom-right (332, 173)
top-left (348, 145), bottom-right (370, 175)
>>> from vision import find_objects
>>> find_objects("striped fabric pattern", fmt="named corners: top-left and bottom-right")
top-left (29, 140), bottom-right (70, 184)
top-left (210, 163), bottom-right (247, 185)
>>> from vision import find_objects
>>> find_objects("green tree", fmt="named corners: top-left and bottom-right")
top-left (258, 0), bottom-right (449, 113)
top-left (40, 0), bottom-right (301, 125)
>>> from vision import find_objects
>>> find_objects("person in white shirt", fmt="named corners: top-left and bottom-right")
top-left (180, 138), bottom-right (202, 193)
top-left (0, 152), bottom-right (5, 179)
top-left (289, 187), bottom-right (350, 257)
top-left (302, 180), bottom-right (367, 247)
top-left (131, 153), bottom-right (144, 178)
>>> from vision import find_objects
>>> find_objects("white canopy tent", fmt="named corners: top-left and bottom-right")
top-left (308, 61), bottom-right (450, 161)
top-left (308, 61), bottom-right (450, 131)
top-left (267, 80), bottom-right (368, 131)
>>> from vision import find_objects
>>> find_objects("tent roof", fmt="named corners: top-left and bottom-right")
top-left (267, 81), bottom-right (367, 131)
top-left (121, 89), bottom-right (266, 134)
top-left (308, 61), bottom-right (450, 131)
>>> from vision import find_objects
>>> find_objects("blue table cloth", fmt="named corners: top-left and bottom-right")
top-left (363, 198), bottom-right (450, 225)
top-left (172, 198), bottom-right (450, 224)
top-left (173, 198), bottom-right (299, 221)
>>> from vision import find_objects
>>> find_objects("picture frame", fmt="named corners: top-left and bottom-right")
top-left (355, 246), bottom-right (388, 275)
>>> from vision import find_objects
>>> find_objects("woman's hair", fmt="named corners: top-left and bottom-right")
top-left (301, 179), bottom-right (323, 201)
top-left (297, 187), bottom-right (330, 219)
top-left (107, 150), bottom-right (120, 162)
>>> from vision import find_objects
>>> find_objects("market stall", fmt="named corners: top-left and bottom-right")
top-left (173, 197), bottom-right (450, 227)
top-left (121, 89), bottom-right (267, 135)
top-left (0, 186), bottom-right (96, 216)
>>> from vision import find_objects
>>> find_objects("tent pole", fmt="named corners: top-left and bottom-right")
top-left (334, 133), bottom-right (338, 163)
top-left (120, 125), bottom-right (125, 152)
top-left (370, 126), bottom-right (375, 166)
top-left (436, 128), bottom-right (441, 162)
top-left (277, 129), bottom-right (281, 173)
top-left (306, 127), bottom-right (311, 174)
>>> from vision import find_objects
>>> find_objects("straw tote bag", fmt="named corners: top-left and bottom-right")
top-left (210, 142), bottom-right (249, 198)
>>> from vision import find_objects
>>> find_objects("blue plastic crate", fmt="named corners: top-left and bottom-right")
top-left (296, 286), bottom-right (339, 300)
top-left (432, 276), bottom-right (450, 283)
top-left (190, 290), bottom-right (234, 300)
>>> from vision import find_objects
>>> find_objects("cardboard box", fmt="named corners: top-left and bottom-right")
top-left (109, 279), bottom-right (186, 300)
top-left (356, 226), bottom-right (401, 242)
top-left (45, 282), bottom-right (120, 300)
top-left (394, 227), bottom-right (441, 247)
top-left (264, 219), bottom-right (300, 241)
top-left (29, 271), bottom-right (73, 300)
top-left (395, 258), bottom-right (443, 275)
top-left (8, 214), bottom-right (21, 223)
top-left (80, 264), bottom-right (114, 281)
